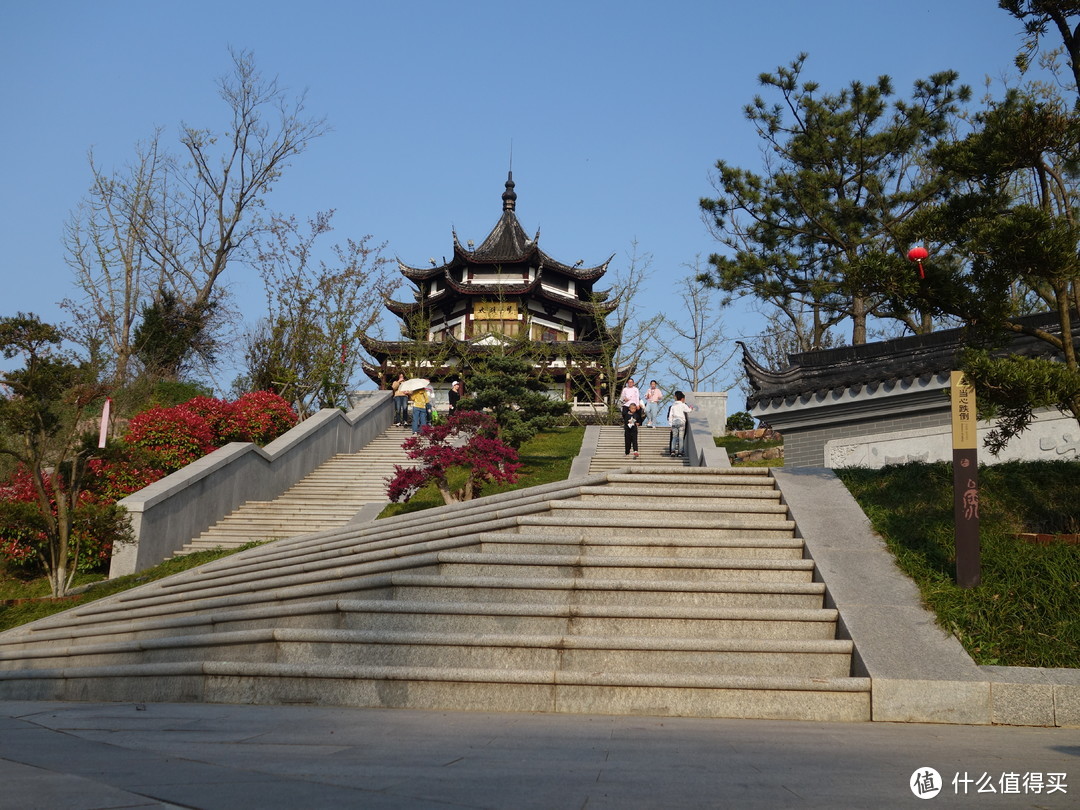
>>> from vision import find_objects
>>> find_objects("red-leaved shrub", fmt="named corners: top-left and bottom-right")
top-left (181, 396), bottom-right (236, 441)
top-left (0, 390), bottom-right (298, 576)
top-left (222, 390), bottom-right (297, 444)
top-left (85, 456), bottom-right (166, 502)
top-left (386, 411), bottom-right (521, 505)
top-left (0, 467), bottom-right (131, 575)
top-left (0, 470), bottom-right (45, 571)
top-left (125, 405), bottom-right (215, 472)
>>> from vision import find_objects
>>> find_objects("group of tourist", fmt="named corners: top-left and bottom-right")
top-left (391, 374), bottom-right (464, 434)
top-left (389, 373), bottom-right (691, 457)
top-left (618, 378), bottom-right (693, 458)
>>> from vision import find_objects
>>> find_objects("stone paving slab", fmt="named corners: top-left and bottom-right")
top-left (0, 701), bottom-right (1076, 810)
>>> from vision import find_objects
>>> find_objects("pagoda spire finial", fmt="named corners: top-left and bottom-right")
top-left (502, 169), bottom-right (517, 212)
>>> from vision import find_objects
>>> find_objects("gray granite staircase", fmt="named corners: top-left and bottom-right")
top-left (587, 425), bottom-right (690, 472)
top-left (175, 429), bottom-right (410, 555)
top-left (0, 466), bottom-right (870, 722)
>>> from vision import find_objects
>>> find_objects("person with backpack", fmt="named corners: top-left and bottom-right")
top-left (409, 386), bottom-right (431, 434)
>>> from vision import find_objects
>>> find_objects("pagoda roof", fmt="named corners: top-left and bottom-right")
top-left (397, 172), bottom-right (613, 282)
top-left (360, 334), bottom-right (610, 360)
top-left (384, 290), bottom-right (449, 317)
top-left (384, 271), bottom-right (619, 317)
top-left (741, 311), bottom-right (1078, 410)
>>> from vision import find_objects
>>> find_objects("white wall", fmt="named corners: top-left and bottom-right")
top-left (825, 409), bottom-right (1079, 468)
top-left (689, 391), bottom-right (729, 437)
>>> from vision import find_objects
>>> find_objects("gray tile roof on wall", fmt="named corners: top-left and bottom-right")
top-left (742, 312), bottom-right (1076, 409)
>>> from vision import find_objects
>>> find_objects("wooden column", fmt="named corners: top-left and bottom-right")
top-left (950, 371), bottom-right (981, 588)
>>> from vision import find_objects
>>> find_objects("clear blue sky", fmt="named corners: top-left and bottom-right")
top-left (0, 0), bottom-right (1035, 392)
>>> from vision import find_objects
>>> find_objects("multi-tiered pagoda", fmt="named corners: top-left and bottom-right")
top-left (362, 173), bottom-right (621, 404)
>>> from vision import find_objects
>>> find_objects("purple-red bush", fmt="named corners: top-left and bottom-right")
top-left (386, 411), bottom-right (521, 505)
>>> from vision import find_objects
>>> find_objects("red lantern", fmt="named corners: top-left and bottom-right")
top-left (907, 246), bottom-right (929, 279)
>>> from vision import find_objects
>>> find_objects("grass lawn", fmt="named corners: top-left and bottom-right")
top-left (837, 460), bottom-right (1080, 668)
top-left (0, 545), bottom-right (260, 633)
top-left (715, 434), bottom-right (784, 467)
top-left (378, 426), bottom-right (584, 519)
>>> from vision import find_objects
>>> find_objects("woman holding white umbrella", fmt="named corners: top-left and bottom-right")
top-left (398, 377), bottom-right (431, 434)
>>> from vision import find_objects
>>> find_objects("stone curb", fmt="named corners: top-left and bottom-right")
top-left (773, 466), bottom-right (1080, 727)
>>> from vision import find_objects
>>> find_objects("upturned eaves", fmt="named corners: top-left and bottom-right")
top-left (741, 311), bottom-right (1077, 409)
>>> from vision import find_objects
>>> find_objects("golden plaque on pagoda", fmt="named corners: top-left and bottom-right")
top-left (473, 300), bottom-right (518, 320)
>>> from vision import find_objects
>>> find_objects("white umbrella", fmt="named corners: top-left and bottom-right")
top-left (398, 377), bottom-right (430, 393)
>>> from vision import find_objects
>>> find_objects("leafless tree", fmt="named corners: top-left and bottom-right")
top-left (242, 211), bottom-right (397, 417)
top-left (62, 135), bottom-right (170, 386)
top-left (63, 49), bottom-right (327, 392)
top-left (575, 241), bottom-right (664, 420)
top-left (162, 49), bottom-right (328, 315)
top-left (659, 268), bottom-right (735, 392)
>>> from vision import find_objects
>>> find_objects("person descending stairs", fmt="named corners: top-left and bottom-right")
top-left (588, 425), bottom-right (690, 473)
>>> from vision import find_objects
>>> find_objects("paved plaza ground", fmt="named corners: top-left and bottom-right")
top-left (0, 701), bottom-right (1076, 809)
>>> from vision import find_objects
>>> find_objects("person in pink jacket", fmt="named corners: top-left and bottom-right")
top-left (618, 377), bottom-right (641, 422)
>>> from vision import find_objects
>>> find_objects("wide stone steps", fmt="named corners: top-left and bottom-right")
top-left (4, 627), bottom-right (853, 679)
top-left (275, 631), bottom-right (855, 677)
top-left (547, 499), bottom-right (790, 517)
top-left (512, 514), bottom-right (797, 540)
top-left (0, 600), bottom-right (842, 663)
top-left (271, 490), bottom-right (389, 498)
top-left (324, 600), bottom-right (839, 640)
top-left (0, 659), bottom-right (869, 721)
top-left (381, 573), bottom-right (826, 608)
top-left (475, 532), bottom-right (805, 559)
top-left (600, 473), bottom-right (777, 494)
top-left (579, 492), bottom-right (783, 510)
top-left (588, 426), bottom-right (690, 472)
top-left (0, 600), bottom-right (839, 650)
top-left (432, 552), bottom-right (816, 583)
top-left (175, 433), bottom-right (410, 554)
top-left (0, 466), bottom-right (871, 722)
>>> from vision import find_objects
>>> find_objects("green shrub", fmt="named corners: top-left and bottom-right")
top-left (726, 411), bottom-right (755, 431)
